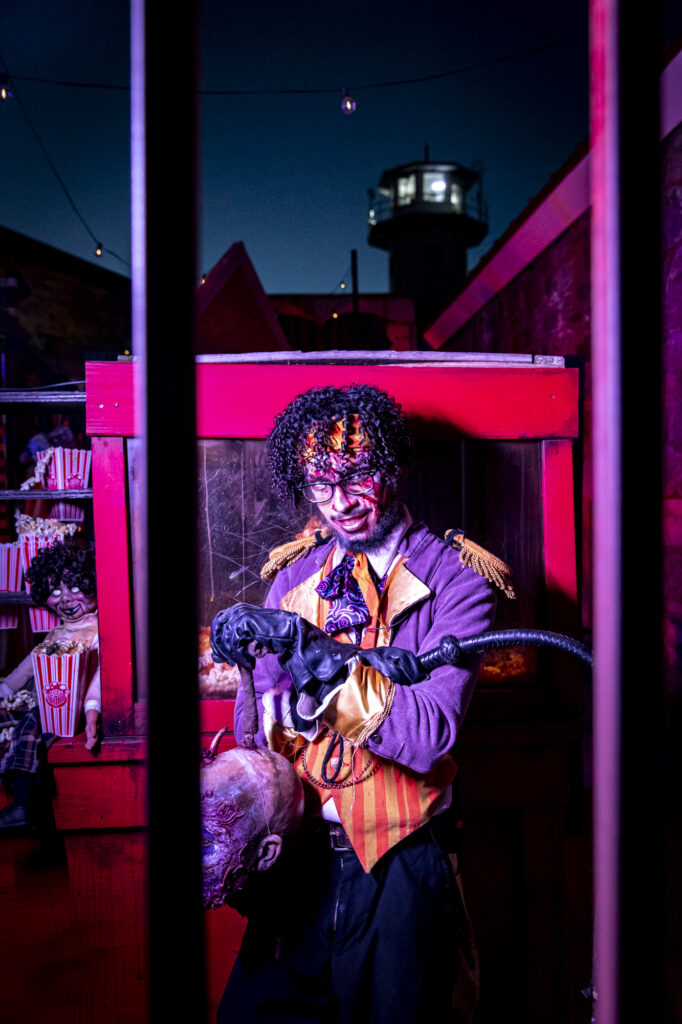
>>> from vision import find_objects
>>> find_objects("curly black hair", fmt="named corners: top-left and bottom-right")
top-left (266, 384), bottom-right (413, 502)
top-left (24, 539), bottom-right (97, 607)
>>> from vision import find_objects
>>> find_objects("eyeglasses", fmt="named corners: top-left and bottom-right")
top-left (300, 469), bottom-right (378, 504)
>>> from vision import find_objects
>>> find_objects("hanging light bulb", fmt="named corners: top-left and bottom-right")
top-left (94, 244), bottom-right (103, 257)
top-left (0, 74), bottom-right (13, 102)
top-left (340, 89), bottom-right (356, 115)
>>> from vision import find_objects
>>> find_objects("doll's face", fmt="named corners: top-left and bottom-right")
top-left (46, 580), bottom-right (97, 622)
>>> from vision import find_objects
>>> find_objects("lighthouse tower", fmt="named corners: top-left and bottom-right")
top-left (368, 156), bottom-right (488, 329)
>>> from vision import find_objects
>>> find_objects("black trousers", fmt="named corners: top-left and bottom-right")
top-left (218, 821), bottom-right (478, 1024)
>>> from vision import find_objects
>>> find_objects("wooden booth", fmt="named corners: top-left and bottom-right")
top-left (2, 353), bottom-right (589, 1023)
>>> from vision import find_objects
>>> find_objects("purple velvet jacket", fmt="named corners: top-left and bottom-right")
top-left (234, 521), bottom-right (496, 775)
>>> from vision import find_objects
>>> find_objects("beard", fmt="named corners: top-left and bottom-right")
top-left (332, 495), bottom-right (405, 555)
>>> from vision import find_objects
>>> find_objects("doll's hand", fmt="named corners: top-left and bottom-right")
top-left (84, 709), bottom-right (100, 751)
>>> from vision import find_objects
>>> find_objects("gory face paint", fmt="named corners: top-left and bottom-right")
top-left (304, 451), bottom-right (399, 552)
top-left (200, 745), bottom-right (304, 910)
top-left (46, 580), bottom-right (97, 622)
top-left (200, 813), bottom-right (256, 910)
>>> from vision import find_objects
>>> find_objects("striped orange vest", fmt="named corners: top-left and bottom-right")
top-left (283, 550), bottom-right (456, 872)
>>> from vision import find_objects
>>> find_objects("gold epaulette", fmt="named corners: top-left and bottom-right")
top-left (444, 529), bottom-right (517, 599)
top-left (260, 530), bottom-right (330, 582)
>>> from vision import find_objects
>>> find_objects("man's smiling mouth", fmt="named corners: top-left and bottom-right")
top-left (333, 512), bottom-right (369, 530)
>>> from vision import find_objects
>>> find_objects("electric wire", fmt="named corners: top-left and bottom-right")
top-left (2, 33), bottom-right (580, 273)
top-left (11, 36), bottom-right (581, 98)
top-left (0, 52), bottom-right (130, 269)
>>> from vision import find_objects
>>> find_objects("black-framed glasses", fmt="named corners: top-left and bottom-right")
top-left (300, 469), bottom-right (378, 504)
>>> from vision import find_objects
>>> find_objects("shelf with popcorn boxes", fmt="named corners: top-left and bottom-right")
top-left (5, 445), bottom-right (93, 524)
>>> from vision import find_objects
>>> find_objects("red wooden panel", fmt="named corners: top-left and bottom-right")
top-left (53, 762), bottom-right (146, 829)
top-left (541, 440), bottom-right (580, 714)
top-left (86, 361), bottom-right (137, 437)
top-left (0, 832), bottom-right (147, 1023)
top-left (87, 361), bottom-right (580, 440)
top-left (92, 436), bottom-right (135, 734)
top-left (200, 697), bottom-right (235, 736)
top-left (541, 440), bottom-right (579, 610)
top-left (49, 736), bottom-right (146, 764)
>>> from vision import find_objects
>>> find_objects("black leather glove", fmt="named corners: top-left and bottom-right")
top-left (212, 601), bottom-right (427, 689)
top-left (210, 604), bottom-right (357, 684)
top-left (358, 646), bottom-right (427, 687)
top-left (211, 602), bottom-right (426, 737)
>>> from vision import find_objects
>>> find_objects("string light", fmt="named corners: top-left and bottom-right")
top-left (94, 244), bottom-right (103, 257)
top-left (341, 89), bottom-right (356, 115)
top-left (0, 74), bottom-right (12, 102)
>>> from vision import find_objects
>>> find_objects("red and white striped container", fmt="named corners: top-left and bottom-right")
top-left (46, 448), bottom-right (91, 491)
top-left (0, 542), bottom-right (23, 630)
top-left (47, 502), bottom-right (85, 523)
top-left (31, 644), bottom-right (91, 737)
top-left (19, 533), bottom-right (64, 632)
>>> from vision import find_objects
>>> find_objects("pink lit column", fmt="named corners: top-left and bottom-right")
top-left (590, 1), bottom-right (664, 1021)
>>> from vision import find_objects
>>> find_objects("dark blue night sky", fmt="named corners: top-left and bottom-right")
top-left (1, 2), bottom-right (672, 297)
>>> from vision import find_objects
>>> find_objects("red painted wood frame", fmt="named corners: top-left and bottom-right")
top-left (86, 360), bottom-right (580, 737)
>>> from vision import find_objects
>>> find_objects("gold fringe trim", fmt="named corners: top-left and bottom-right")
top-left (355, 678), bottom-right (396, 749)
top-left (446, 530), bottom-right (517, 599)
top-left (260, 531), bottom-right (329, 582)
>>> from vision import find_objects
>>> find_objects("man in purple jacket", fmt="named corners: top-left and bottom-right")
top-left (211, 384), bottom-right (506, 1024)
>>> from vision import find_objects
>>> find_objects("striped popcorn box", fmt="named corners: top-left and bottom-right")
top-left (47, 501), bottom-right (85, 523)
top-left (31, 642), bottom-right (91, 737)
top-left (46, 447), bottom-right (91, 491)
top-left (0, 541), bottom-right (23, 630)
top-left (19, 533), bottom-right (64, 632)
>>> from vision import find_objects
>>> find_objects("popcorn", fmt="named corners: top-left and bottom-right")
top-left (15, 513), bottom-right (78, 537)
top-left (16, 521), bottom-right (74, 632)
top-left (0, 688), bottom-right (38, 742)
top-left (33, 638), bottom-right (87, 656)
top-left (198, 626), bottom-right (240, 697)
top-left (19, 448), bottom-right (54, 492)
top-left (0, 688), bottom-right (37, 713)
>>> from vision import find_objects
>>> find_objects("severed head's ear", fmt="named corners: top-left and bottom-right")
top-left (256, 833), bottom-right (283, 872)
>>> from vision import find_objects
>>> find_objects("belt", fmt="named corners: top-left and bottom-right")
top-left (320, 820), bottom-right (354, 852)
